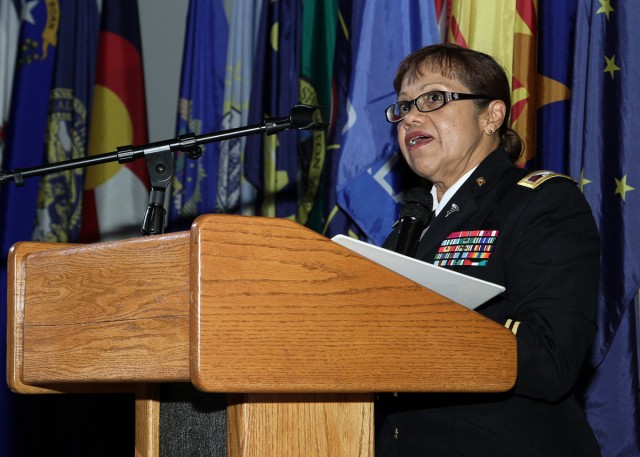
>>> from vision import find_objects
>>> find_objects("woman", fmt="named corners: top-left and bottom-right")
top-left (377, 44), bottom-right (601, 457)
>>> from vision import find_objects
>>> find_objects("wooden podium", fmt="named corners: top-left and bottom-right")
top-left (6, 214), bottom-right (516, 456)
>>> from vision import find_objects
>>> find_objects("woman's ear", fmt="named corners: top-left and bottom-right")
top-left (482, 100), bottom-right (506, 133)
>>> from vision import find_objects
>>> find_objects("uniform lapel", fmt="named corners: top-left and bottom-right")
top-left (415, 185), bottom-right (477, 261)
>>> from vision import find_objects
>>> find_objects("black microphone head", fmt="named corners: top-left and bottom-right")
top-left (288, 105), bottom-right (327, 130)
top-left (399, 187), bottom-right (433, 225)
top-left (393, 187), bottom-right (433, 257)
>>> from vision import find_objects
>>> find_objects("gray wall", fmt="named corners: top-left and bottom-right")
top-left (138, 0), bottom-right (189, 142)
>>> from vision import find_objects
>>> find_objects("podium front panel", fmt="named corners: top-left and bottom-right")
top-left (191, 215), bottom-right (516, 394)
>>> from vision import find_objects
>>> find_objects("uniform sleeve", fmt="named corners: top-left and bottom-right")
top-left (501, 180), bottom-right (600, 401)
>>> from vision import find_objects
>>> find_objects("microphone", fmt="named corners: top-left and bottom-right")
top-left (263, 105), bottom-right (327, 134)
top-left (392, 187), bottom-right (433, 257)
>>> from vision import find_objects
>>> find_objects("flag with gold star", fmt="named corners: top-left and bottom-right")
top-left (569, 0), bottom-right (640, 455)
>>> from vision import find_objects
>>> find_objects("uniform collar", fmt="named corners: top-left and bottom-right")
top-left (414, 148), bottom-right (513, 261)
top-left (466, 147), bottom-right (514, 197)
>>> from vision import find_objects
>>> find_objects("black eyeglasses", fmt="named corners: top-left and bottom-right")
top-left (385, 91), bottom-right (488, 123)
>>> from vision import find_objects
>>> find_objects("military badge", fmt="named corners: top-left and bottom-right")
top-left (434, 230), bottom-right (499, 267)
top-left (517, 170), bottom-right (575, 189)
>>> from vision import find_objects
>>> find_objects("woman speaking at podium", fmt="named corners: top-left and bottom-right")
top-left (376, 44), bottom-right (601, 457)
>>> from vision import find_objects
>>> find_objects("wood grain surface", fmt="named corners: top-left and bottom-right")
top-left (19, 232), bottom-right (191, 385)
top-left (191, 214), bottom-right (516, 393)
top-left (228, 393), bottom-right (373, 457)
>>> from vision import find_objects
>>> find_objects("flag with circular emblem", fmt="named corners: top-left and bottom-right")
top-left (80, 0), bottom-right (150, 242)
top-left (32, 0), bottom-right (100, 243)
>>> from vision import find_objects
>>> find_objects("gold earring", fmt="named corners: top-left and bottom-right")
top-left (486, 129), bottom-right (494, 135)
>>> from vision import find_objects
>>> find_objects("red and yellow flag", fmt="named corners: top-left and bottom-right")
top-left (447, 0), bottom-right (538, 165)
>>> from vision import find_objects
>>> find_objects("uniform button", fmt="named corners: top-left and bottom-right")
top-left (394, 427), bottom-right (399, 439)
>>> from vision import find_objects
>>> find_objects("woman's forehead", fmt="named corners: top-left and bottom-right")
top-left (399, 68), bottom-right (467, 93)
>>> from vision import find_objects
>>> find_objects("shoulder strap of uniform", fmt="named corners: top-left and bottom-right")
top-left (517, 170), bottom-right (576, 190)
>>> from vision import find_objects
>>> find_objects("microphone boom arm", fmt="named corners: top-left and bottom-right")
top-left (0, 104), bottom-right (324, 186)
top-left (0, 104), bottom-right (325, 236)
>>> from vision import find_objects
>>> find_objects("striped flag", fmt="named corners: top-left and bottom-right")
top-left (80, 0), bottom-right (150, 242)
top-left (0, 0), bottom-right (20, 168)
top-left (32, 0), bottom-right (100, 242)
top-left (333, 0), bottom-right (440, 245)
top-left (569, 0), bottom-right (640, 454)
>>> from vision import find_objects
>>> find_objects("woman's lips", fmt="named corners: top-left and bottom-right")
top-left (405, 131), bottom-right (433, 151)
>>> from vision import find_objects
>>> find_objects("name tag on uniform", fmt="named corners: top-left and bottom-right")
top-left (434, 230), bottom-right (499, 267)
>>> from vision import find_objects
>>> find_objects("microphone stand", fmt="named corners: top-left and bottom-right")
top-left (0, 104), bottom-right (325, 236)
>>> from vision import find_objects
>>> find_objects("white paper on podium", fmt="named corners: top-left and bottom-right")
top-left (331, 235), bottom-right (505, 310)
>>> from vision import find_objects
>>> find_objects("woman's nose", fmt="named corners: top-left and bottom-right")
top-left (402, 103), bottom-right (426, 125)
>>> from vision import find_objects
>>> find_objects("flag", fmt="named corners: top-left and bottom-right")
top-left (217, 0), bottom-right (263, 213)
top-left (448, 0), bottom-right (538, 165)
top-left (31, 0), bottom-right (100, 242)
top-left (569, 1), bottom-right (640, 455)
top-left (297, 0), bottom-right (336, 229)
top-left (170, 0), bottom-right (228, 228)
top-left (0, 0), bottom-right (59, 247)
top-left (80, 0), bottom-right (150, 242)
top-left (1, 2), bottom-right (62, 454)
top-left (243, 0), bottom-right (301, 220)
top-left (322, 2), bottom-right (364, 240)
top-left (334, 0), bottom-right (440, 245)
top-left (536, 0), bottom-right (577, 173)
top-left (0, 0), bottom-right (34, 451)
top-left (0, 0), bottom-right (20, 168)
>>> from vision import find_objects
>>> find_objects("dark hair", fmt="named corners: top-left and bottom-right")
top-left (393, 43), bottom-right (523, 162)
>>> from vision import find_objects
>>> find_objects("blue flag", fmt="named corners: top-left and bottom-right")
top-left (0, 3), bottom-right (60, 452)
top-left (170, 0), bottom-right (228, 229)
top-left (536, 0), bottom-right (577, 173)
top-left (218, 0), bottom-right (263, 213)
top-left (244, 0), bottom-right (301, 219)
top-left (322, 1), bottom-right (364, 240)
top-left (569, 1), bottom-right (640, 455)
top-left (334, 0), bottom-right (440, 245)
top-left (31, 0), bottom-right (100, 242)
